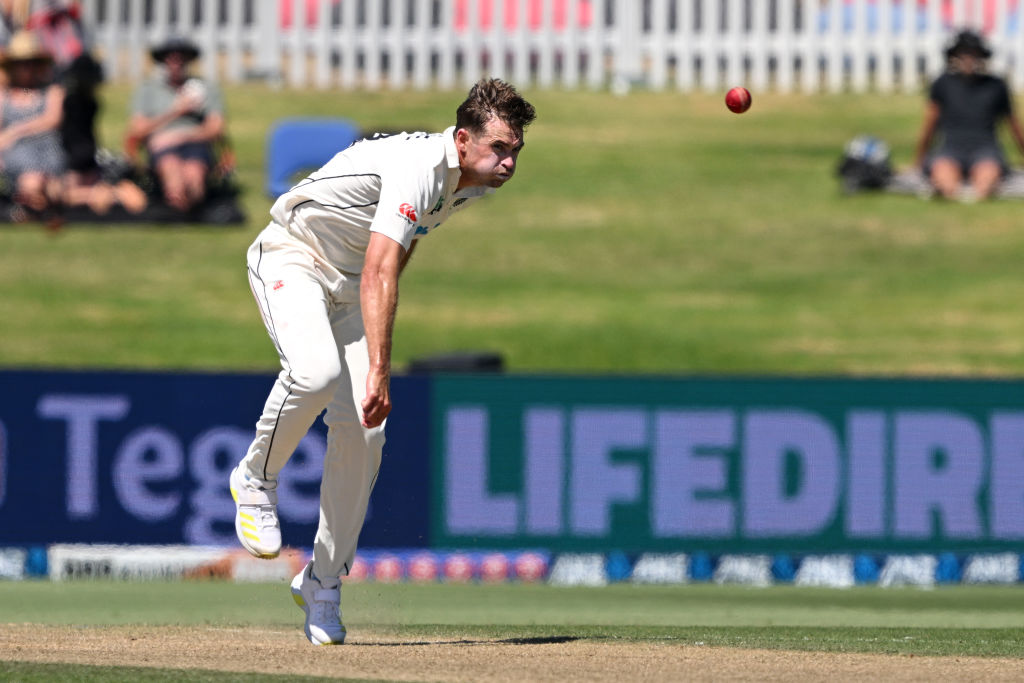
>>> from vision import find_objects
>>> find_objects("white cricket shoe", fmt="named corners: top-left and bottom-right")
top-left (229, 465), bottom-right (282, 559)
top-left (291, 562), bottom-right (347, 645)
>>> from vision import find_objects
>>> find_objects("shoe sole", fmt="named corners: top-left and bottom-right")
top-left (291, 584), bottom-right (346, 645)
top-left (230, 483), bottom-right (281, 560)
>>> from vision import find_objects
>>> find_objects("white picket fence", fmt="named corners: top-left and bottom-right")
top-left (80, 0), bottom-right (1024, 92)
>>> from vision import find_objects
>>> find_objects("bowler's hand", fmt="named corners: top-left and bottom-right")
top-left (361, 366), bottom-right (392, 428)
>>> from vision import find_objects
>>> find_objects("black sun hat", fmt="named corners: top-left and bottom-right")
top-left (946, 30), bottom-right (992, 59)
top-left (150, 35), bottom-right (200, 63)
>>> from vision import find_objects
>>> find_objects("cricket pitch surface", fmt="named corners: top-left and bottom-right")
top-left (2, 624), bottom-right (1022, 681)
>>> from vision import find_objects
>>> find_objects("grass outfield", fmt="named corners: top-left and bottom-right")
top-left (3, 580), bottom-right (1024, 654)
top-left (5, 85), bottom-right (1024, 375)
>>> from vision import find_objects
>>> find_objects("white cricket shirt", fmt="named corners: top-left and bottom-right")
top-left (268, 126), bottom-right (493, 275)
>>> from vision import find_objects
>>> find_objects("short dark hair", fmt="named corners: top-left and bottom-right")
top-left (455, 78), bottom-right (536, 135)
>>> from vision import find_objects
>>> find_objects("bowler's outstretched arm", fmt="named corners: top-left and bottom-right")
top-left (360, 231), bottom-right (405, 428)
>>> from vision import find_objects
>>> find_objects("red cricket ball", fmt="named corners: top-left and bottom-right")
top-left (725, 87), bottom-right (752, 114)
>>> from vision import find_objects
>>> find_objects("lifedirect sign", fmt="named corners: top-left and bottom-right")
top-left (432, 376), bottom-right (1024, 553)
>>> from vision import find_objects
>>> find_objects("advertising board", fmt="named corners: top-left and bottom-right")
top-left (432, 375), bottom-right (1024, 553)
top-left (0, 370), bottom-right (430, 548)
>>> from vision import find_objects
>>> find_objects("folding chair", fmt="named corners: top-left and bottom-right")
top-left (265, 118), bottom-right (361, 197)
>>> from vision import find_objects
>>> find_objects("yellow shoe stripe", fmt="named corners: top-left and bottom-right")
top-left (240, 522), bottom-right (258, 532)
top-left (242, 531), bottom-right (263, 542)
top-left (239, 512), bottom-right (255, 522)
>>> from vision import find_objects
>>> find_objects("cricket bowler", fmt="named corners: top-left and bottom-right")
top-left (229, 79), bottom-right (536, 645)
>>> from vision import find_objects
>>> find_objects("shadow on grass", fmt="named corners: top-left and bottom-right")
top-left (356, 635), bottom-right (581, 647)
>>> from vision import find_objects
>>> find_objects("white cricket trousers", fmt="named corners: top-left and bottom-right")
top-left (239, 222), bottom-right (385, 580)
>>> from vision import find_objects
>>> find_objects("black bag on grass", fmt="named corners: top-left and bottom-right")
top-left (837, 135), bottom-right (893, 193)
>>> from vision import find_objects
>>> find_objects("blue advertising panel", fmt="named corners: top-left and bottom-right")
top-left (0, 370), bottom-right (430, 548)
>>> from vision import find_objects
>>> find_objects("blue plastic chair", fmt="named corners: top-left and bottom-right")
top-left (265, 118), bottom-right (361, 197)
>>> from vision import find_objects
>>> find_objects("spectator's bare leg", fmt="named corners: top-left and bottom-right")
top-left (62, 175), bottom-right (112, 214)
top-left (16, 171), bottom-right (48, 211)
top-left (929, 158), bottom-right (962, 199)
top-left (62, 171), bottom-right (90, 206)
top-left (180, 159), bottom-right (208, 209)
top-left (155, 155), bottom-right (190, 211)
top-left (970, 160), bottom-right (1002, 200)
top-left (87, 184), bottom-right (116, 214)
top-left (114, 180), bottom-right (148, 213)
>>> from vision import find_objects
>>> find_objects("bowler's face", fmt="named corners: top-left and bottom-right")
top-left (456, 116), bottom-right (525, 190)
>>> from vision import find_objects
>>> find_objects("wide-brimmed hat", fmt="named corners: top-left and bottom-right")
top-left (0, 30), bottom-right (53, 67)
top-left (150, 36), bottom-right (200, 63)
top-left (946, 30), bottom-right (992, 59)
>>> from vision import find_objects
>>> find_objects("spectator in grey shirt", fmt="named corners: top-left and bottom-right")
top-left (127, 36), bottom-right (225, 213)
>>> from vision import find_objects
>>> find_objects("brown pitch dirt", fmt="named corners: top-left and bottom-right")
top-left (2, 623), bottom-right (1022, 682)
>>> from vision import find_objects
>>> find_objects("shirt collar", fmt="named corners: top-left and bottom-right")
top-left (443, 125), bottom-right (460, 169)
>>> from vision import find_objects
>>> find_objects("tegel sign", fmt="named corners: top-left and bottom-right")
top-left (0, 371), bottom-right (430, 548)
top-left (432, 376), bottom-right (1024, 553)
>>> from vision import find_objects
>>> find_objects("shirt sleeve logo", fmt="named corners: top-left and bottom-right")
top-left (398, 203), bottom-right (418, 223)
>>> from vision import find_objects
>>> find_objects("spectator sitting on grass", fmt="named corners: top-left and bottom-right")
top-left (914, 29), bottom-right (1024, 202)
top-left (60, 53), bottom-right (147, 215)
top-left (0, 29), bottom-right (65, 213)
top-left (127, 35), bottom-right (225, 213)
